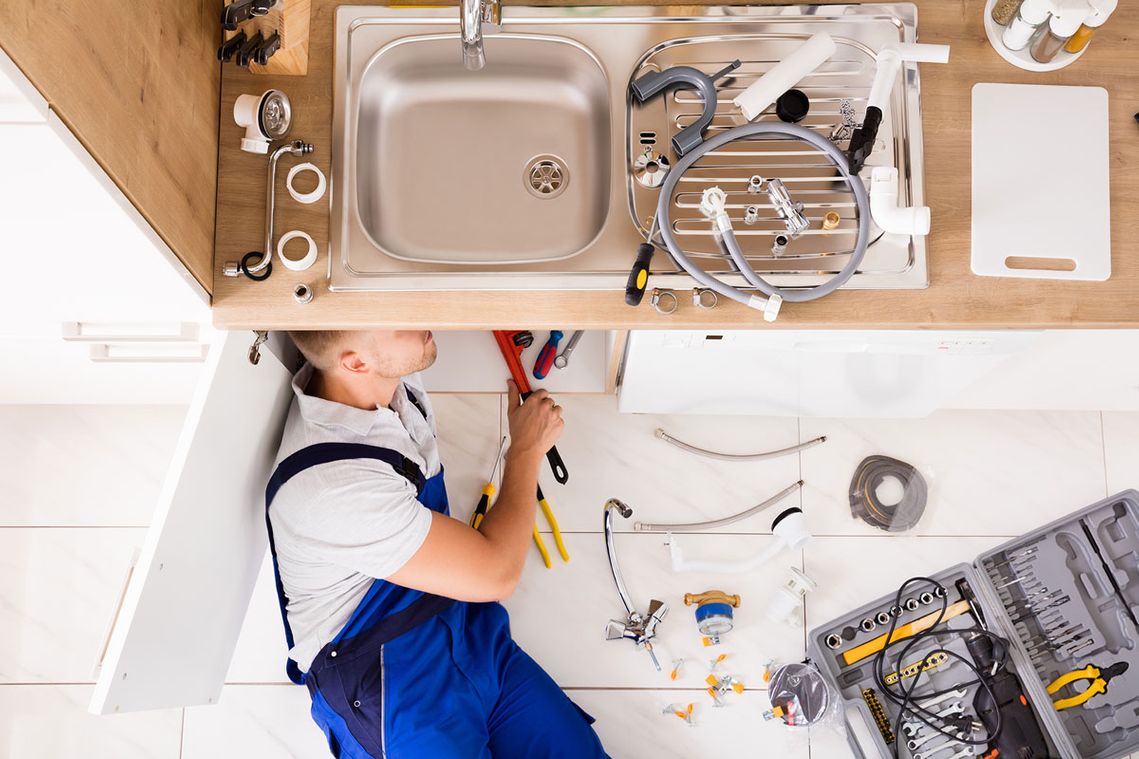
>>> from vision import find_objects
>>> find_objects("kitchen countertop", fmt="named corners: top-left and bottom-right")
top-left (211, 0), bottom-right (1139, 330)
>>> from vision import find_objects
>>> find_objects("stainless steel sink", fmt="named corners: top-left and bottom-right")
top-left (331, 4), bottom-right (929, 293)
top-left (354, 34), bottom-right (610, 265)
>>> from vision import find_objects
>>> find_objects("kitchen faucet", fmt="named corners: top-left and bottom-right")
top-left (460, 0), bottom-right (501, 70)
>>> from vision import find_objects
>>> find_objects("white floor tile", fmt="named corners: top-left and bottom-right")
top-left (502, 395), bottom-right (803, 534)
top-left (804, 536), bottom-right (1004, 632)
top-left (432, 393), bottom-right (504, 526)
top-left (504, 531), bottom-right (806, 689)
top-left (0, 406), bottom-right (185, 526)
top-left (800, 410), bottom-right (1106, 537)
top-left (1103, 412), bottom-right (1139, 496)
top-left (227, 554), bottom-right (291, 684)
top-left (0, 684), bottom-right (182, 759)
top-left (182, 685), bottom-right (329, 759)
top-left (570, 688), bottom-right (811, 759)
top-left (0, 528), bottom-right (144, 682)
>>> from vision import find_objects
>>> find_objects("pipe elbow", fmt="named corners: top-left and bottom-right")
top-left (869, 166), bottom-right (930, 236)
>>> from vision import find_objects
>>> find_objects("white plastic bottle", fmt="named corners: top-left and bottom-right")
top-left (1003, 0), bottom-right (1053, 51)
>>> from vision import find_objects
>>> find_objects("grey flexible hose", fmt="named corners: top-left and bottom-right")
top-left (655, 429), bottom-right (827, 462)
top-left (654, 122), bottom-right (872, 308)
top-left (634, 480), bottom-right (803, 533)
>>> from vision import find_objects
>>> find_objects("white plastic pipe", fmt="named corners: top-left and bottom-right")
top-left (667, 510), bottom-right (811, 573)
top-left (733, 33), bottom-right (837, 122)
top-left (870, 166), bottom-right (931, 236)
top-left (867, 43), bottom-right (951, 114)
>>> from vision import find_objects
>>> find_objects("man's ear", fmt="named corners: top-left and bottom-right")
top-left (339, 350), bottom-right (370, 374)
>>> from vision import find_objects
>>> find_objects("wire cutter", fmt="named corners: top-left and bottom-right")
top-left (532, 484), bottom-right (569, 568)
top-left (1047, 662), bottom-right (1129, 710)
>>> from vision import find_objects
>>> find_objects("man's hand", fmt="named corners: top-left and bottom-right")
top-left (506, 380), bottom-right (564, 462)
top-left (386, 380), bottom-right (564, 603)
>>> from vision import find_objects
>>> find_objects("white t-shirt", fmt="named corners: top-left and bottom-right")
top-left (268, 364), bottom-right (439, 670)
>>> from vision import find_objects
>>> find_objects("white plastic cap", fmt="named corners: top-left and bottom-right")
top-left (1019, 0), bottom-right (1054, 23)
top-left (1083, 0), bottom-right (1117, 27)
top-left (1050, 6), bottom-right (1089, 36)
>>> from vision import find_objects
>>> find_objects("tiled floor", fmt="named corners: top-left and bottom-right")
top-left (1, 402), bottom-right (1136, 758)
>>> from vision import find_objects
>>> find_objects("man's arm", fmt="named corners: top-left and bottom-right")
top-left (386, 380), bottom-right (564, 602)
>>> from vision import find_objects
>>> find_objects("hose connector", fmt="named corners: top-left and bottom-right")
top-left (699, 187), bottom-right (734, 237)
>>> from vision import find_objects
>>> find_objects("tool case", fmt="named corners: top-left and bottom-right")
top-left (807, 490), bottom-right (1139, 759)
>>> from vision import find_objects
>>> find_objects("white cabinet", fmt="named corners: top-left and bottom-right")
top-left (618, 329), bottom-right (1139, 417)
top-left (0, 49), bottom-right (211, 404)
top-left (618, 330), bottom-right (1043, 417)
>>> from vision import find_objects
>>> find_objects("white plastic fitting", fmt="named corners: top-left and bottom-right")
top-left (733, 33), bottom-right (837, 122)
top-left (867, 43), bottom-right (951, 115)
top-left (667, 508), bottom-right (810, 573)
top-left (749, 293), bottom-right (783, 322)
top-left (234, 93), bottom-right (271, 153)
top-left (869, 166), bottom-right (931, 236)
top-left (764, 567), bottom-right (818, 627)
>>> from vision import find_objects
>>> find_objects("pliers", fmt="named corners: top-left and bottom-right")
top-left (1047, 661), bottom-right (1129, 710)
top-left (532, 485), bottom-right (569, 568)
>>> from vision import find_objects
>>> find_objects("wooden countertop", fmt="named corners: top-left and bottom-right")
top-left (212, 0), bottom-right (1139, 330)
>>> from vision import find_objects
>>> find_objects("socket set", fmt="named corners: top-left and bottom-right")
top-left (808, 490), bottom-right (1139, 759)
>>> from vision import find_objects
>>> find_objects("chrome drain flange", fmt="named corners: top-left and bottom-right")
top-left (524, 155), bottom-right (569, 199)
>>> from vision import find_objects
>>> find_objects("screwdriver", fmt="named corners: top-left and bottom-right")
top-left (470, 436), bottom-right (507, 530)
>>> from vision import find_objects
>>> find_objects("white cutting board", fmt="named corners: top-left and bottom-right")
top-left (971, 83), bottom-right (1111, 281)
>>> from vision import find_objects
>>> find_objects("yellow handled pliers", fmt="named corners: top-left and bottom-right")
top-left (532, 485), bottom-right (569, 568)
top-left (1047, 662), bottom-right (1129, 710)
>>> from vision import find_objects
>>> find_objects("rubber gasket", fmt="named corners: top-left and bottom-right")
top-left (240, 251), bottom-right (273, 282)
top-left (848, 455), bottom-right (928, 532)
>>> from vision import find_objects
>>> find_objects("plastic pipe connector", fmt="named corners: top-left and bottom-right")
top-left (869, 166), bottom-right (931, 236)
top-left (733, 33), bottom-right (837, 122)
top-left (866, 43), bottom-right (951, 114)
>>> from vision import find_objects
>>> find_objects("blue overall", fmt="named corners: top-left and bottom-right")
top-left (264, 389), bottom-right (609, 759)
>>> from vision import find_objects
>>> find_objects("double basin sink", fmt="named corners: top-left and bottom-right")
top-left (330, 4), bottom-right (929, 293)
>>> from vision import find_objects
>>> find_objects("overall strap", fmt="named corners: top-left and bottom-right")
top-left (265, 442), bottom-right (427, 685)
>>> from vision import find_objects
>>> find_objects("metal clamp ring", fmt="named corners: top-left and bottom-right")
top-left (693, 288), bottom-right (718, 310)
top-left (650, 288), bottom-right (678, 315)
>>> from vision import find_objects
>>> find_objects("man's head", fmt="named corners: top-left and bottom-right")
top-left (288, 330), bottom-right (437, 378)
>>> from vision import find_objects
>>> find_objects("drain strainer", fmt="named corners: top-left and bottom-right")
top-left (524, 155), bottom-right (569, 199)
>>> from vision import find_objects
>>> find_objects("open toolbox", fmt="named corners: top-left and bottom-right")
top-left (807, 490), bottom-right (1139, 759)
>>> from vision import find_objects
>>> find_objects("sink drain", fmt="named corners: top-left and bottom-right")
top-left (524, 155), bottom-right (569, 199)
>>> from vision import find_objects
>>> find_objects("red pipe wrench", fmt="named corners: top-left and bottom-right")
top-left (493, 330), bottom-right (569, 484)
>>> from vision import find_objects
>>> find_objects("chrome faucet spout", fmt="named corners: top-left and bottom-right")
top-left (460, 0), bottom-right (500, 71)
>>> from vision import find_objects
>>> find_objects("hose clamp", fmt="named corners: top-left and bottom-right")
top-left (650, 288), bottom-right (678, 315)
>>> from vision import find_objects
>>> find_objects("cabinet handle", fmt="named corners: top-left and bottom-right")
top-left (61, 321), bottom-right (199, 342)
top-left (88, 342), bottom-right (209, 363)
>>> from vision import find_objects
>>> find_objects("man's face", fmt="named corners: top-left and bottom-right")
top-left (357, 330), bottom-right (437, 378)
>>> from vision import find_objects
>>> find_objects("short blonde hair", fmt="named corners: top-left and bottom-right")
top-left (287, 330), bottom-right (347, 371)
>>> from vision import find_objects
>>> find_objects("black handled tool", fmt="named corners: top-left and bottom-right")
top-left (221, 0), bottom-right (277, 31)
top-left (1081, 518), bottom-right (1139, 633)
top-left (625, 243), bottom-right (655, 306)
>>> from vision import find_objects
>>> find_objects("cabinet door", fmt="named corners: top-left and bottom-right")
top-left (90, 330), bottom-right (296, 714)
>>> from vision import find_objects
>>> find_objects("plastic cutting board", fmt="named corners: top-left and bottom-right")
top-left (971, 83), bottom-right (1111, 281)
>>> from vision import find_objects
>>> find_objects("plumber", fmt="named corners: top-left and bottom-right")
top-left (264, 330), bottom-right (608, 758)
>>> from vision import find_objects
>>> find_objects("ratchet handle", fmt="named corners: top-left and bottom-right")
top-left (520, 390), bottom-right (569, 484)
top-left (625, 243), bottom-right (655, 306)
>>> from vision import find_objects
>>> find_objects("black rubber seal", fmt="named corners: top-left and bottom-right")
top-left (770, 506), bottom-right (802, 530)
top-left (240, 251), bottom-right (273, 282)
top-left (776, 88), bottom-right (810, 124)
